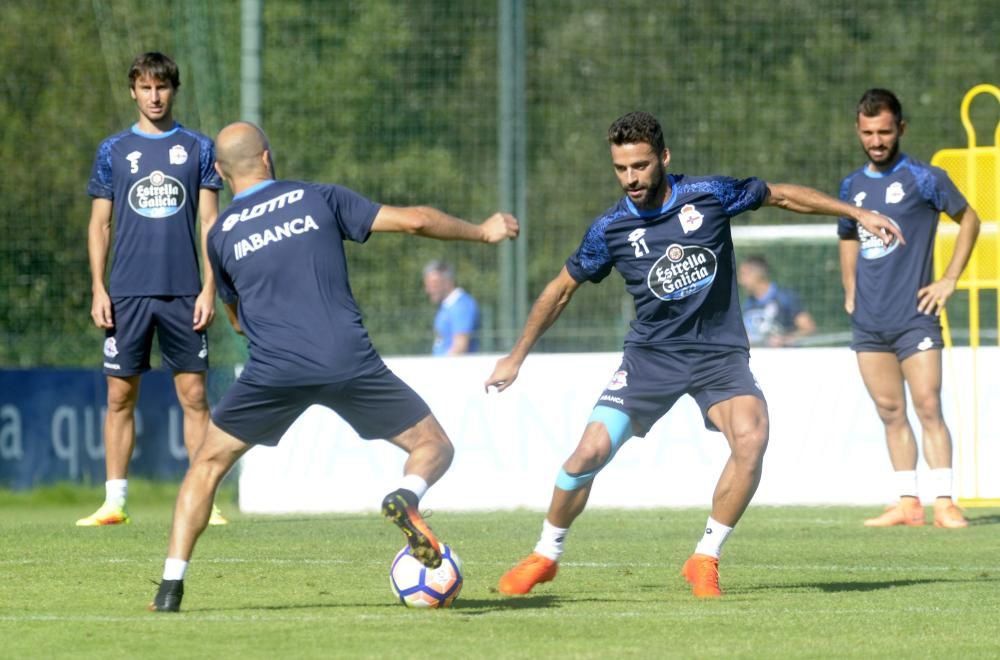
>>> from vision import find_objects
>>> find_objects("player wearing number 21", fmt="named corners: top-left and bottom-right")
top-left (838, 88), bottom-right (980, 529)
top-left (486, 111), bottom-right (902, 598)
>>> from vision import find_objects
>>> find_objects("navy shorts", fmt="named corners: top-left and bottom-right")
top-left (102, 296), bottom-right (208, 376)
top-left (850, 323), bottom-right (943, 361)
top-left (593, 345), bottom-right (765, 435)
top-left (211, 363), bottom-right (432, 446)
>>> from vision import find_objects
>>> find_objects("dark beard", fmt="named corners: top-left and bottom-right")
top-left (867, 140), bottom-right (900, 167)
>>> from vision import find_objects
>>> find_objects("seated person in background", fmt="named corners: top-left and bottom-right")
top-left (423, 260), bottom-right (480, 355)
top-left (738, 254), bottom-right (816, 346)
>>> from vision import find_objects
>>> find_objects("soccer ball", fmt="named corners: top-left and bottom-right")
top-left (389, 544), bottom-right (463, 608)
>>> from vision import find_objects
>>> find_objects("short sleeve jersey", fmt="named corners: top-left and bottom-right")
top-left (742, 284), bottom-right (804, 345)
top-left (837, 154), bottom-right (967, 332)
top-left (207, 180), bottom-right (382, 386)
top-left (432, 288), bottom-right (480, 355)
top-left (87, 123), bottom-right (222, 296)
top-left (566, 174), bottom-right (769, 350)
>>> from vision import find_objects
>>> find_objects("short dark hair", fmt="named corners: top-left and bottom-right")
top-left (128, 52), bottom-right (180, 89)
top-left (741, 254), bottom-right (770, 277)
top-left (607, 111), bottom-right (665, 153)
top-left (856, 88), bottom-right (902, 125)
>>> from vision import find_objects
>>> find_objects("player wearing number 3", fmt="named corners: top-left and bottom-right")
top-left (838, 89), bottom-right (980, 529)
top-left (487, 111), bottom-right (902, 598)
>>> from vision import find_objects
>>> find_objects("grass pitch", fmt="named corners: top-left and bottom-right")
top-left (1, 482), bottom-right (998, 659)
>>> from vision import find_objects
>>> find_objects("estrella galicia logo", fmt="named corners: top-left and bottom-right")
top-left (128, 169), bottom-right (185, 218)
top-left (647, 244), bottom-right (717, 301)
top-left (858, 216), bottom-right (902, 260)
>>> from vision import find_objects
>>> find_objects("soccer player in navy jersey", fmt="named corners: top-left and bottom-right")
top-left (838, 89), bottom-right (980, 529)
top-left (81, 52), bottom-right (228, 527)
top-left (487, 111), bottom-right (901, 598)
top-left (149, 122), bottom-right (518, 612)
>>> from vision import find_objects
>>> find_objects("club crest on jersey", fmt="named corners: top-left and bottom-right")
top-left (858, 216), bottom-right (902, 260)
top-left (647, 243), bottom-right (717, 301)
top-left (606, 370), bottom-right (628, 391)
top-left (677, 204), bottom-right (704, 234)
top-left (128, 170), bottom-right (185, 218)
top-left (126, 150), bottom-right (142, 174)
top-left (853, 191), bottom-right (866, 206)
top-left (169, 144), bottom-right (189, 165)
top-left (885, 181), bottom-right (905, 204)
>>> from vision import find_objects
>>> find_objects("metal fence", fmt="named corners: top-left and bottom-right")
top-left (2, 0), bottom-right (997, 367)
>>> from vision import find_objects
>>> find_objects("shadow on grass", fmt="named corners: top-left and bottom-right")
top-left (967, 514), bottom-right (1000, 526)
top-left (452, 595), bottom-right (559, 614)
top-left (183, 594), bottom-right (560, 615)
top-left (757, 574), bottom-right (1000, 594)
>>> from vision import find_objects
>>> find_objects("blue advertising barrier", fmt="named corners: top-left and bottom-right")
top-left (0, 369), bottom-right (232, 490)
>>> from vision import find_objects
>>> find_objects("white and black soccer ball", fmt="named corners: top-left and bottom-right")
top-left (389, 544), bottom-right (463, 608)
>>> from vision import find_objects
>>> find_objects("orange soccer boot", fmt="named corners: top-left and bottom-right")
top-left (498, 552), bottom-right (559, 595)
top-left (863, 497), bottom-right (925, 527)
top-left (933, 498), bottom-right (968, 529)
top-left (381, 489), bottom-right (442, 568)
top-left (682, 553), bottom-right (722, 598)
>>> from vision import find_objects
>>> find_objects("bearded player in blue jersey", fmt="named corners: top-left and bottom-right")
top-left (487, 111), bottom-right (901, 598)
top-left (149, 122), bottom-right (519, 612)
top-left (81, 52), bottom-right (228, 527)
top-left (838, 89), bottom-right (980, 530)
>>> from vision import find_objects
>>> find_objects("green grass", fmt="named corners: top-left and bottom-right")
top-left (2, 482), bottom-right (999, 659)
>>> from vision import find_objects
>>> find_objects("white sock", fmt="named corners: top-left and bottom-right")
top-left (162, 558), bottom-right (188, 581)
top-left (928, 468), bottom-right (953, 499)
top-left (894, 470), bottom-right (919, 499)
top-left (398, 474), bottom-right (429, 501)
top-left (105, 479), bottom-right (128, 508)
top-left (533, 519), bottom-right (569, 561)
top-left (694, 516), bottom-right (733, 559)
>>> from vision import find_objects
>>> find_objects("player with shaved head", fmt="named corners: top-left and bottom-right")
top-left (149, 121), bottom-right (519, 612)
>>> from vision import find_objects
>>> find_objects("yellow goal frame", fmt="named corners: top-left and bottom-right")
top-left (930, 83), bottom-right (1000, 507)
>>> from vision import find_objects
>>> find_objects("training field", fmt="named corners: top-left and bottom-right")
top-left (2, 483), bottom-right (998, 659)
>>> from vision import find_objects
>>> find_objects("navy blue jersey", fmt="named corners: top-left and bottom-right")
top-left (87, 123), bottom-right (222, 296)
top-left (566, 174), bottom-right (769, 350)
top-left (207, 180), bottom-right (383, 386)
top-left (837, 154), bottom-right (967, 332)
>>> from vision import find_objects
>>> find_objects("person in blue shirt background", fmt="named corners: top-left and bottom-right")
top-left (738, 254), bottom-right (816, 347)
top-left (423, 260), bottom-right (480, 355)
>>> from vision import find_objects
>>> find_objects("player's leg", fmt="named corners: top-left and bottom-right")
top-left (679, 394), bottom-right (768, 598)
top-left (381, 413), bottom-right (455, 568)
top-left (333, 365), bottom-right (450, 568)
top-left (705, 394), bottom-right (769, 526)
top-left (150, 421), bottom-right (249, 612)
top-left (500, 407), bottom-right (632, 595)
top-left (900, 349), bottom-right (966, 528)
top-left (75, 375), bottom-right (142, 526)
top-left (160, 296), bottom-right (226, 524)
top-left (172, 370), bottom-right (226, 524)
top-left (78, 297), bottom-right (153, 526)
top-left (172, 371), bottom-right (210, 459)
top-left (856, 351), bottom-right (925, 526)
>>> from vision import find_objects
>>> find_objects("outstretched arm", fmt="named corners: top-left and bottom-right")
top-left (485, 266), bottom-right (581, 393)
top-left (371, 205), bottom-right (519, 243)
top-left (916, 204), bottom-right (981, 315)
top-left (765, 182), bottom-right (904, 246)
